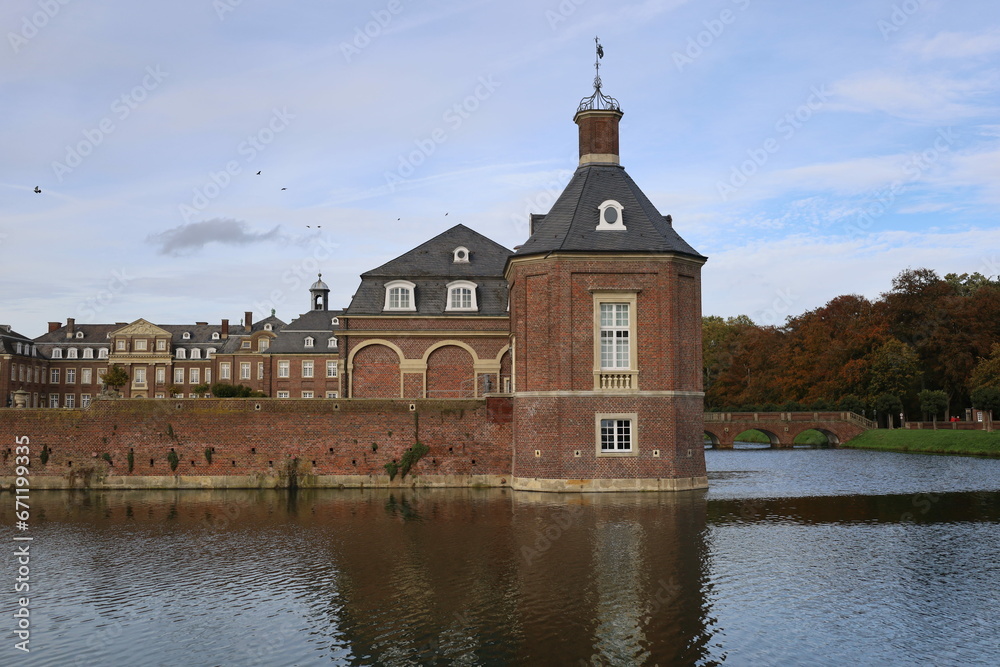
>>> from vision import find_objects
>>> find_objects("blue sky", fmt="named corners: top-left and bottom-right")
top-left (2, 0), bottom-right (999, 336)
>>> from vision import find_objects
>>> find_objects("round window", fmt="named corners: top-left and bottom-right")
top-left (457, 250), bottom-right (466, 259)
top-left (604, 207), bottom-right (618, 224)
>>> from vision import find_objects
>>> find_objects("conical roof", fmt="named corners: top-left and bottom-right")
top-left (513, 164), bottom-right (704, 259)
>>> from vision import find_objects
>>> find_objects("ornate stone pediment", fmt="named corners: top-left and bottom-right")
top-left (109, 319), bottom-right (171, 337)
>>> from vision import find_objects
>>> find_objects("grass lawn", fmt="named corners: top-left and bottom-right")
top-left (841, 428), bottom-right (1000, 457)
top-left (705, 429), bottom-right (830, 445)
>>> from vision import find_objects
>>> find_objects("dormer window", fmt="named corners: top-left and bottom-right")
top-left (384, 280), bottom-right (416, 312)
top-left (98, 348), bottom-right (109, 359)
top-left (328, 336), bottom-right (337, 348)
top-left (264, 324), bottom-right (272, 331)
top-left (596, 200), bottom-right (626, 231)
top-left (176, 348), bottom-right (186, 359)
top-left (52, 348), bottom-right (62, 359)
top-left (211, 332), bottom-right (220, 340)
top-left (83, 348), bottom-right (94, 359)
top-left (67, 348), bottom-right (78, 359)
top-left (331, 317), bottom-right (339, 326)
top-left (75, 331), bottom-right (84, 339)
top-left (182, 332), bottom-right (191, 340)
top-left (258, 339), bottom-right (269, 352)
top-left (304, 337), bottom-right (314, 348)
top-left (190, 348), bottom-right (201, 359)
top-left (453, 246), bottom-right (470, 263)
top-left (15, 343), bottom-right (22, 354)
top-left (241, 340), bottom-right (251, 349)
top-left (207, 348), bottom-right (217, 357)
top-left (446, 280), bottom-right (478, 312)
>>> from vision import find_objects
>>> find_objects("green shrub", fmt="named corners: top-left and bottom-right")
top-left (101, 453), bottom-right (112, 465)
top-left (384, 461), bottom-right (399, 481)
top-left (167, 450), bottom-right (179, 472)
top-left (399, 441), bottom-right (429, 479)
top-left (40, 445), bottom-right (50, 466)
top-left (204, 447), bottom-right (213, 464)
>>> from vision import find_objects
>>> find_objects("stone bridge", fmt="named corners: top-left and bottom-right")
top-left (703, 411), bottom-right (875, 448)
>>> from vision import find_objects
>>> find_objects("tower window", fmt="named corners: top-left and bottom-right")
top-left (596, 200), bottom-right (626, 231)
top-left (595, 413), bottom-right (638, 456)
top-left (384, 280), bottom-right (416, 312)
top-left (599, 303), bottom-right (630, 369)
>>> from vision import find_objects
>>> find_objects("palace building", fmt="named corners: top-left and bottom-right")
top-left (2, 62), bottom-right (708, 491)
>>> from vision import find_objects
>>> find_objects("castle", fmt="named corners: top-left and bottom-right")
top-left (1, 69), bottom-right (708, 492)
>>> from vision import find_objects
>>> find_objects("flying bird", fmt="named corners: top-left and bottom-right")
top-left (256, 171), bottom-right (261, 175)
top-left (445, 212), bottom-right (449, 216)
top-left (33, 186), bottom-right (41, 194)
top-left (281, 187), bottom-right (287, 190)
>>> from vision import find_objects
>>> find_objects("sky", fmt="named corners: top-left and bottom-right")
top-left (2, 0), bottom-right (999, 337)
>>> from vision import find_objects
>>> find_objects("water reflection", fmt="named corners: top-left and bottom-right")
top-left (2, 448), bottom-right (999, 666)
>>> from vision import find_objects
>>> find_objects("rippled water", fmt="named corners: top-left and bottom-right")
top-left (2, 449), bottom-right (999, 666)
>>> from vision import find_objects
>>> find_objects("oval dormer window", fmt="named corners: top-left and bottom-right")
top-left (596, 200), bottom-right (625, 231)
top-left (453, 246), bottom-right (470, 264)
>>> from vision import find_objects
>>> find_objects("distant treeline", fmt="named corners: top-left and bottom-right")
top-left (704, 268), bottom-right (1000, 421)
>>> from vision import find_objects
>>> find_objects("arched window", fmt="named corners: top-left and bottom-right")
top-left (182, 332), bottom-right (191, 340)
top-left (211, 332), bottom-right (220, 340)
top-left (15, 343), bottom-right (22, 354)
top-left (98, 348), bottom-right (109, 359)
top-left (190, 348), bottom-right (201, 359)
top-left (446, 281), bottom-right (478, 312)
top-left (264, 324), bottom-right (272, 331)
top-left (83, 348), bottom-right (94, 359)
top-left (328, 336), bottom-right (337, 348)
top-left (596, 200), bottom-right (626, 231)
top-left (75, 331), bottom-right (84, 339)
top-left (384, 280), bottom-right (416, 312)
top-left (453, 246), bottom-right (470, 263)
top-left (176, 348), bottom-right (186, 359)
top-left (52, 348), bottom-right (62, 359)
top-left (304, 337), bottom-right (314, 348)
top-left (67, 348), bottom-right (78, 359)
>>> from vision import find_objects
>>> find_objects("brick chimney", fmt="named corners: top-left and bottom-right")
top-left (573, 107), bottom-right (623, 166)
top-left (65, 317), bottom-right (75, 338)
top-left (48, 321), bottom-right (61, 333)
top-left (221, 319), bottom-right (229, 339)
top-left (244, 311), bottom-right (253, 332)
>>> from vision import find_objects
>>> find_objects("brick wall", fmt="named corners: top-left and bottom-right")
top-left (0, 398), bottom-right (512, 487)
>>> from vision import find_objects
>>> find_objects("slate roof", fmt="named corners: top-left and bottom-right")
top-left (513, 164), bottom-right (705, 259)
top-left (268, 310), bottom-right (342, 354)
top-left (0, 326), bottom-right (34, 355)
top-left (346, 225), bottom-right (512, 316)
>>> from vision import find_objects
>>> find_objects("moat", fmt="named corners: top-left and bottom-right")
top-left (3, 448), bottom-right (999, 666)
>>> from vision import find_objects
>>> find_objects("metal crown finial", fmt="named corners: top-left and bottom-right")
top-left (577, 37), bottom-right (620, 113)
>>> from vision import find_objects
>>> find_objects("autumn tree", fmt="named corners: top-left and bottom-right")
top-left (918, 389), bottom-right (948, 424)
top-left (102, 365), bottom-right (129, 390)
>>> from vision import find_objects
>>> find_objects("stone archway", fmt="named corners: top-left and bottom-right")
top-left (351, 343), bottom-right (402, 398)
top-left (425, 345), bottom-right (475, 398)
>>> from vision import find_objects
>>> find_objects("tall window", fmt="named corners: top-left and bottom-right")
top-left (66, 368), bottom-right (76, 384)
top-left (302, 361), bottom-right (314, 378)
top-left (220, 363), bottom-right (230, 380)
top-left (240, 362), bottom-right (251, 380)
top-left (65, 394), bottom-right (76, 408)
top-left (278, 361), bottom-right (290, 378)
top-left (50, 369), bottom-right (60, 383)
top-left (81, 394), bottom-right (91, 408)
top-left (49, 395), bottom-right (59, 408)
top-left (600, 304), bottom-right (630, 369)
top-left (174, 368), bottom-right (184, 384)
top-left (326, 360), bottom-right (338, 378)
top-left (600, 419), bottom-right (632, 452)
top-left (82, 368), bottom-right (92, 384)
top-left (156, 367), bottom-right (165, 384)
top-left (258, 362), bottom-right (264, 379)
top-left (135, 368), bottom-right (146, 384)
top-left (258, 339), bottom-right (269, 352)
top-left (189, 368), bottom-right (200, 384)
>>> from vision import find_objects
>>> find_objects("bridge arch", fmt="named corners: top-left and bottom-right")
top-left (793, 428), bottom-right (840, 446)
top-left (734, 428), bottom-right (781, 447)
top-left (704, 430), bottom-right (721, 447)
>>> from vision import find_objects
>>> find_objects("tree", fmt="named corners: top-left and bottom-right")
top-left (874, 393), bottom-right (903, 428)
top-left (867, 338), bottom-right (921, 401)
top-left (918, 389), bottom-right (948, 425)
top-left (971, 387), bottom-right (1000, 414)
top-left (838, 394), bottom-right (866, 415)
top-left (970, 343), bottom-right (1000, 391)
top-left (211, 383), bottom-right (264, 398)
top-left (192, 383), bottom-right (210, 397)
top-left (167, 384), bottom-right (183, 397)
top-left (102, 365), bottom-right (129, 390)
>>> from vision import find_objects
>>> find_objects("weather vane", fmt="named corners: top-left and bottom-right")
top-left (578, 36), bottom-right (620, 113)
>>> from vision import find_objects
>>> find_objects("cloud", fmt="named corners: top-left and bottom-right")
top-left (904, 28), bottom-right (1000, 60)
top-left (147, 218), bottom-right (282, 256)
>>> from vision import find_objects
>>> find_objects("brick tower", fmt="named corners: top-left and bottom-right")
top-left (505, 42), bottom-right (708, 491)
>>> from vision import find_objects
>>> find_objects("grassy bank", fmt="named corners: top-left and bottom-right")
top-left (841, 429), bottom-right (1000, 457)
top-left (704, 429), bottom-right (830, 445)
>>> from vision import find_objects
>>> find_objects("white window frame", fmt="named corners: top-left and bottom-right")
top-left (156, 367), bottom-right (165, 384)
top-left (592, 291), bottom-right (638, 390)
top-left (212, 332), bottom-right (220, 340)
top-left (304, 337), bottom-right (314, 348)
top-left (327, 336), bottom-right (337, 348)
top-left (75, 331), bottom-right (84, 339)
top-left (258, 339), bottom-right (269, 352)
top-left (452, 246), bottom-right (470, 263)
top-left (220, 363), bottom-right (231, 380)
top-left (99, 348), bottom-right (109, 359)
top-left (67, 348), bottom-right (78, 359)
top-left (134, 339), bottom-right (147, 351)
top-left (301, 391), bottom-right (314, 399)
top-left (595, 413), bottom-right (638, 456)
top-left (596, 199), bottom-right (626, 231)
top-left (445, 280), bottom-right (478, 312)
top-left (384, 280), bottom-right (416, 312)
top-left (182, 332), bottom-right (191, 340)
top-left (50, 368), bottom-right (60, 383)
top-left (264, 323), bottom-right (272, 331)
top-left (81, 394), bottom-right (91, 408)
top-left (302, 360), bottom-right (314, 378)
top-left (277, 391), bottom-right (289, 399)
top-left (82, 368), bottom-right (92, 384)
top-left (49, 394), bottom-right (59, 408)
top-left (258, 362), bottom-right (264, 380)
top-left (83, 348), bottom-right (94, 359)
top-left (52, 348), bottom-right (62, 359)
top-left (326, 360), bottom-right (338, 378)
top-left (600, 303), bottom-right (631, 370)
top-left (190, 348), bottom-right (201, 359)
top-left (278, 360), bottom-right (290, 378)
top-left (65, 393), bottom-right (75, 408)
top-left (66, 368), bottom-right (76, 384)
top-left (156, 339), bottom-right (166, 351)
top-left (174, 368), bottom-right (184, 384)
top-left (134, 367), bottom-right (146, 384)
top-left (189, 368), bottom-right (200, 384)
top-left (240, 362), bottom-right (251, 380)
top-left (325, 391), bottom-right (338, 399)
top-left (176, 348), bottom-right (186, 359)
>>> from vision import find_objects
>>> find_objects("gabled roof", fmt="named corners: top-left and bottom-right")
top-left (361, 224), bottom-right (511, 278)
top-left (346, 225), bottom-right (512, 317)
top-left (513, 164), bottom-right (704, 259)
